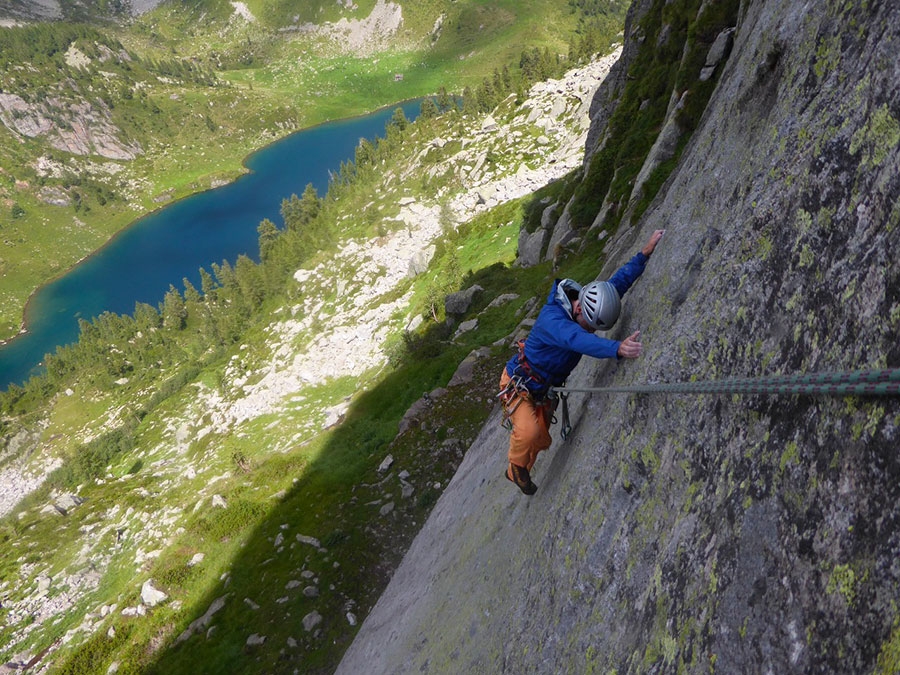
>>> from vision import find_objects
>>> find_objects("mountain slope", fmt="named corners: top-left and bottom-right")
top-left (0, 0), bottom-right (586, 342)
top-left (0, 50), bottom-right (622, 674)
top-left (336, 0), bottom-right (900, 672)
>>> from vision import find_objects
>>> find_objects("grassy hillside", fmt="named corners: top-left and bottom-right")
top-left (0, 77), bottom-right (607, 673)
top-left (0, 0), bottom-right (600, 342)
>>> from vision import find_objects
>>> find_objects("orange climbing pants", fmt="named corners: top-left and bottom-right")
top-left (499, 370), bottom-right (553, 471)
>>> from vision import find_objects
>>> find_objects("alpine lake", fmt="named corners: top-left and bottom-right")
top-left (0, 100), bottom-right (423, 389)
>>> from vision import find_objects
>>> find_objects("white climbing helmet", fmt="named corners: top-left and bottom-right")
top-left (578, 281), bottom-right (621, 331)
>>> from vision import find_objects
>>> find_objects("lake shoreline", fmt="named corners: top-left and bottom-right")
top-left (0, 98), bottom-right (425, 389)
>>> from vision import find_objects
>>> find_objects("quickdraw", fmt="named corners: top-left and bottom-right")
top-left (557, 389), bottom-right (572, 439)
top-left (498, 374), bottom-right (530, 431)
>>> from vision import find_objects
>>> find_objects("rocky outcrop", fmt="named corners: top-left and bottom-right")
top-left (444, 285), bottom-right (483, 317)
top-left (0, 93), bottom-right (141, 160)
top-left (0, 426), bottom-right (59, 518)
top-left (0, 0), bottom-right (165, 21)
top-left (445, 49), bottom-right (621, 225)
top-left (583, 0), bottom-right (654, 169)
top-left (290, 0), bottom-right (403, 56)
top-left (0, 0), bottom-right (61, 22)
top-left (337, 1), bottom-right (900, 673)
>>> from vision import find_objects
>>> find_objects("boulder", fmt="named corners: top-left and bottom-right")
top-left (484, 293), bottom-right (519, 310)
top-left (700, 27), bottom-right (736, 81)
top-left (140, 579), bottom-right (167, 607)
top-left (444, 285), bottom-right (483, 316)
top-left (175, 595), bottom-right (228, 644)
top-left (544, 204), bottom-right (577, 263)
top-left (302, 611), bottom-right (322, 632)
top-left (246, 634), bottom-right (266, 647)
top-left (452, 318), bottom-right (478, 340)
top-left (296, 534), bottom-right (321, 548)
top-left (516, 227), bottom-right (547, 268)
top-left (407, 245), bottom-right (436, 277)
top-left (447, 347), bottom-right (491, 387)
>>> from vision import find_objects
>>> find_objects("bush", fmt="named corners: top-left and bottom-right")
top-left (47, 424), bottom-right (137, 490)
top-left (55, 622), bottom-right (132, 675)
top-left (187, 498), bottom-right (267, 541)
top-left (323, 529), bottom-right (348, 547)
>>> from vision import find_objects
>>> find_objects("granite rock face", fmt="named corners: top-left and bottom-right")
top-left (337, 1), bottom-right (900, 673)
top-left (0, 94), bottom-right (142, 160)
top-left (0, 0), bottom-right (165, 22)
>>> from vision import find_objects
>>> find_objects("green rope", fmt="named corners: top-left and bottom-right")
top-left (552, 368), bottom-right (900, 398)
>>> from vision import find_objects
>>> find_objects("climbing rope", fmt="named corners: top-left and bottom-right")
top-left (550, 368), bottom-right (900, 398)
top-left (548, 368), bottom-right (900, 440)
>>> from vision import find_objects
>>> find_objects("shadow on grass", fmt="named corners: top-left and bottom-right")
top-left (133, 261), bottom-right (554, 675)
top-left (36, 178), bottom-right (604, 674)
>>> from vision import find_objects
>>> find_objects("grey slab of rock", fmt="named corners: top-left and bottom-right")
top-left (175, 595), bottom-right (229, 644)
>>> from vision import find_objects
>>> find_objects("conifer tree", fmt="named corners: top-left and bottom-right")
top-left (436, 87), bottom-right (452, 112)
top-left (211, 260), bottom-right (237, 294)
top-left (235, 255), bottom-right (265, 307)
top-left (199, 267), bottom-right (217, 300)
top-left (161, 285), bottom-right (187, 330)
top-left (299, 183), bottom-right (321, 224)
top-left (257, 218), bottom-right (279, 262)
top-left (355, 138), bottom-right (376, 168)
top-left (419, 97), bottom-right (438, 120)
top-left (133, 302), bottom-right (160, 334)
top-left (476, 79), bottom-right (495, 112)
top-left (388, 107), bottom-right (408, 132)
top-left (281, 193), bottom-right (302, 230)
top-left (182, 278), bottom-right (202, 305)
top-left (281, 184), bottom-right (321, 231)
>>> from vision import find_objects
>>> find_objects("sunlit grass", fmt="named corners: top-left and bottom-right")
top-left (0, 0), bottom-right (578, 343)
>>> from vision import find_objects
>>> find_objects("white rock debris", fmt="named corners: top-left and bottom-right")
top-left (193, 50), bottom-right (621, 435)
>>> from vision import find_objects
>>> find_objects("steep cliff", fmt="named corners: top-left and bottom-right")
top-left (337, 0), bottom-right (900, 672)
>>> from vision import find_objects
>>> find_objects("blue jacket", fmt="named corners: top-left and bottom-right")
top-left (505, 252), bottom-right (648, 394)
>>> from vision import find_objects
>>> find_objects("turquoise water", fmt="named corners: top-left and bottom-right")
top-left (0, 100), bottom-right (422, 389)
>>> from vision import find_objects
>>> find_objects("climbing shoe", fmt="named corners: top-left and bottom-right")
top-left (505, 463), bottom-right (538, 496)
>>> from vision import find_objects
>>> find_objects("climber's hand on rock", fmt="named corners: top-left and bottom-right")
top-left (642, 230), bottom-right (665, 256)
top-left (618, 331), bottom-right (642, 359)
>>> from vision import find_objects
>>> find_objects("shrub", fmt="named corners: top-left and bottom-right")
top-left (47, 424), bottom-right (137, 490)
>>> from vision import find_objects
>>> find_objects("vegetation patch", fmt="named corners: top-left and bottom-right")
top-left (568, 0), bottom-right (739, 231)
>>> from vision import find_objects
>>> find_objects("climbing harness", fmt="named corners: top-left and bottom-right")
top-left (498, 339), bottom-right (575, 438)
top-left (512, 338), bottom-right (546, 389)
top-left (497, 378), bottom-right (573, 438)
top-left (498, 340), bottom-right (543, 424)
top-left (549, 368), bottom-right (900, 398)
top-left (498, 373), bottom-right (531, 429)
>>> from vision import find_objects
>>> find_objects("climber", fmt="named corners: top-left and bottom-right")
top-left (499, 229), bottom-right (665, 495)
